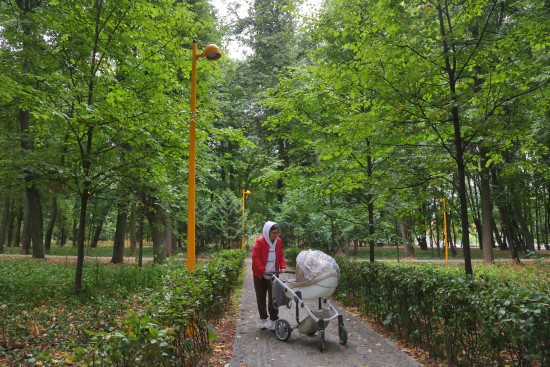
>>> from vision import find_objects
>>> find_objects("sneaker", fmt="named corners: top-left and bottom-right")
top-left (271, 320), bottom-right (277, 331)
top-left (260, 319), bottom-right (269, 330)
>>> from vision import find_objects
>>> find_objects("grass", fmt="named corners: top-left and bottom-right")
top-left (0, 244), bottom-right (547, 365)
top-left (3, 242), bottom-right (548, 262)
top-left (0, 243), bottom-right (182, 258)
top-left (0, 257), bottom-right (164, 366)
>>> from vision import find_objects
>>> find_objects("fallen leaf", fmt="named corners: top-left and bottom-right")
top-left (28, 321), bottom-right (40, 337)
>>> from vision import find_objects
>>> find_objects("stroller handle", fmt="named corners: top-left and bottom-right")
top-left (265, 270), bottom-right (295, 276)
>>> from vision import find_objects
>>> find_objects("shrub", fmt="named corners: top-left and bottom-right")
top-left (81, 250), bottom-right (245, 367)
top-left (284, 247), bottom-right (301, 267)
top-left (335, 260), bottom-right (550, 367)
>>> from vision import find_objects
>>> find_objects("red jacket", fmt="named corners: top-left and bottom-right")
top-left (251, 236), bottom-right (286, 279)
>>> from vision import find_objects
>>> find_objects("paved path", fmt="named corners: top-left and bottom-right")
top-left (230, 258), bottom-right (422, 367)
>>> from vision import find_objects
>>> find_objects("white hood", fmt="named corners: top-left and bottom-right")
top-left (262, 221), bottom-right (278, 248)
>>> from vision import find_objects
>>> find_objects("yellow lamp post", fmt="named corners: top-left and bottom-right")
top-left (440, 197), bottom-right (449, 264)
top-left (241, 189), bottom-right (251, 249)
top-left (187, 41), bottom-right (221, 271)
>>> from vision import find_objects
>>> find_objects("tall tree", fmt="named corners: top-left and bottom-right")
top-left (1, 0), bottom-right (221, 290)
top-left (260, 0), bottom-right (549, 269)
top-left (233, 0), bottom-right (302, 211)
top-left (2, 0), bottom-right (49, 258)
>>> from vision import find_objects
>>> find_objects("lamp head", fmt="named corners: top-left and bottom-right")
top-left (202, 44), bottom-right (222, 60)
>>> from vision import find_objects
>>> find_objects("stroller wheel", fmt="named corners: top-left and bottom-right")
top-left (318, 330), bottom-right (325, 351)
top-left (274, 319), bottom-right (292, 342)
top-left (338, 326), bottom-right (348, 345)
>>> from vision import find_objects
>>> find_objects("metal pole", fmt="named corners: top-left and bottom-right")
top-left (241, 189), bottom-right (245, 249)
top-left (187, 41), bottom-right (198, 271)
top-left (241, 189), bottom-right (250, 249)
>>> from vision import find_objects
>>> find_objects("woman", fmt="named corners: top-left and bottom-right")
top-left (251, 221), bottom-right (286, 330)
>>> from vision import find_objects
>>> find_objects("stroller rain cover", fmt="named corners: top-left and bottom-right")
top-left (294, 250), bottom-right (340, 287)
top-left (273, 250), bottom-right (340, 308)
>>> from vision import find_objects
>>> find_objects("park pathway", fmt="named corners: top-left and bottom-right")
top-left (229, 257), bottom-right (423, 367)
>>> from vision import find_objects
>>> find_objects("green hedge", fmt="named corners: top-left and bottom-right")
top-left (335, 258), bottom-right (550, 367)
top-left (284, 246), bottom-right (301, 267)
top-left (81, 250), bottom-right (245, 367)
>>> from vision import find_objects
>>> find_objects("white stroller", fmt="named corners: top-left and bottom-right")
top-left (268, 250), bottom-right (348, 351)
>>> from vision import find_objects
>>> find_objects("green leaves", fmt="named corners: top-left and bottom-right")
top-left (0, 258), bottom-right (165, 366)
top-left (73, 250), bottom-right (245, 365)
top-left (251, 0), bottom-right (550, 259)
top-left (336, 259), bottom-right (550, 366)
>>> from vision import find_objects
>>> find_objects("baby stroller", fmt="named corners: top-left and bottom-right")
top-left (268, 250), bottom-right (348, 351)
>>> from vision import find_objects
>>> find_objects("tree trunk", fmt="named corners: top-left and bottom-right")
top-left (399, 219), bottom-right (415, 258)
top-left (137, 207), bottom-right (144, 268)
top-left (129, 202), bottom-right (137, 256)
top-left (366, 140), bottom-right (375, 263)
top-left (437, 4), bottom-right (472, 275)
top-left (13, 204), bottom-right (23, 246)
top-left (544, 188), bottom-right (550, 250)
top-left (419, 209), bottom-right (429, 251)
top-left (150, 213), bottom-right (166, 263)
top-left (28, 186), bottom-right (44, 259)
top-left (449, 213), bottom-right (458, 256)
top-left (15, 0), bottom-right (45, 259)
top-left (144, 196), bottom-right (168, 263)
top-left (499, 203), bottom-right (520, 259)
top-left (72, 218), bottom-right (78, 247)
top-left (468, 172), bottom-right (482, 249)
top-left (0, 195), bottom-right (9, 252)
top-left (512, 196), bottom-right (535, 251)
top-left (492, 217), bottom-right (504, 249)
top-left (163, 213), bottom-right (174, 259)
top-left (20, 107), bottom-right (45, 257)
top-left (534, 195), bottom-right (541, 250)
top-left (479, 162), bottom-right (494, 263)
top-left (44, 196), bottom-right (57, 253)
top-left (492, 167), bottom-right (520, 258)
top-left (417, 233), bottom-right (428, 251)
top-left (75, 123), bottom-right (94, 295)
top-left (75, 190), bottom-right (89, 295)
top-left (90, 217), bottom-right (103, 249)
top-left (21, 191), bottom-right (32, 255)
top-left (57, 213), bottom-right (68, 246)
top-left (451, 91), bottom-right (471, 269)
top-left (433, 197), bottom-right (441, 257)
top-left (111, 205), bottom-right (127, 264)
top-left (276, 138), bottom-right (287, 205)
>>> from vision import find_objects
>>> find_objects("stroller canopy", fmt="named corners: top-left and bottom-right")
top-left (294, 250), bottom-right (340, 287)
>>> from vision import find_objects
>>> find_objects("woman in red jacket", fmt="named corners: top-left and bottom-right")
top-left (252, 221), bottom-right (286, 330)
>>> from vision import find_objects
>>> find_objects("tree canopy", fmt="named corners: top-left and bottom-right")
top-left (1, 0), bottom-right (549, 286)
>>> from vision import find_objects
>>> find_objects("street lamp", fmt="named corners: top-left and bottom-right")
top-left (187, 40), bottom-right (222, 271)
top-left (241, 189), bottom-right (251, 249)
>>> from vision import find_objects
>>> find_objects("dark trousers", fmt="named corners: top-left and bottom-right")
top-left (253, 276), bottom-right (278, 320)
